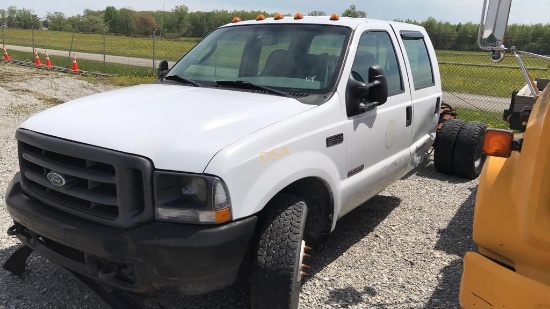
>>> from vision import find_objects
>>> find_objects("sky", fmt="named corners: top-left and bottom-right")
top-left (3, 0), bottom-right (550, 25)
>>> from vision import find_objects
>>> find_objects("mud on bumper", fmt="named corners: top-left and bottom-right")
top-left (5, 173), bottom-right (257, 295)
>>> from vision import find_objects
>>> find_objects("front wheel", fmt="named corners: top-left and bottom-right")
top-left (251, 194), bottom-right (308, 309)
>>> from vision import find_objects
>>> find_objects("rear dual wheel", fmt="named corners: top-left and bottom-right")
top-left (434, 120), bottom-right (487, 179)
top-left (453, 122), bottom-right (487, 179)
top-left (434, 119), bottom-right (465, 175)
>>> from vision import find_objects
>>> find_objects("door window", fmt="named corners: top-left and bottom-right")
top-left (352, 31), bottom-right (403, 96)
top-left (401, 32), bottom-right (435, 90)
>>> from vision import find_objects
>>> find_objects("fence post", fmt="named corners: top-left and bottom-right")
top-left (153, 30), bottom-right (156, 74)
top-left (32, 25), bottom-right (35, 54)
top-left (103, 26), bottom-right (106, 65)
top-left (67, 26), bottom-right (76, 68)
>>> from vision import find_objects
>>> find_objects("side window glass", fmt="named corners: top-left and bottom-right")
top-left (352, 31), bottom-right (403, 96)
top-left (402, 33), bottom-right (435, 90)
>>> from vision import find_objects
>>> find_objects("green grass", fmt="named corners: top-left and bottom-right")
top-left (437, 50), bottom-right (550, 98)
top-left (6, 50), bottom-right (156, 78)
top-left (454, 107), bottom-right (509, 129)
top-left (3, 28), bottom-right (198, 61)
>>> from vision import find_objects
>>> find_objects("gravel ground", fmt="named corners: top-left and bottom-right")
top-left (0, 62), bottom-right (477, 309)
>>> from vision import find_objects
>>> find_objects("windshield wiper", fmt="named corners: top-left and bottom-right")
top-left (216, 80), bottom-right (295, 98)
top-left (164, 75), bottom-right (204, 87)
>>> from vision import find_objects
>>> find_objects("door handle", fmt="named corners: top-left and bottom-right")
top-left (406, 106), bottom-right (412, 127)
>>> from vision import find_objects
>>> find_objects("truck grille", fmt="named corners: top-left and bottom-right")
top-left (17, 129), bottom-right (154, 228)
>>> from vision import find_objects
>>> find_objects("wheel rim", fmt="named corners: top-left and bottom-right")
top-left (474, 156), bottom-right (482, 169)
top-left (297, 240), bottom-right (306, 282)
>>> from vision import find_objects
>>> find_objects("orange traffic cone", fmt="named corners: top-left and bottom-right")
top-left (34, 49), bottom-right (43, 66)
top-left (70, 53), bottom-right (80, 72)
top-left (44, 50), bottom-right (53, 68)
top-left (3, 48), bottom-right (11, 61)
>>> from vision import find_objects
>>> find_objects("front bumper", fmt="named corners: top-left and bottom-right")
top-left (5, 173), bottom-right (257, 295)
top-left (460, 252), bottom-right (550, 308)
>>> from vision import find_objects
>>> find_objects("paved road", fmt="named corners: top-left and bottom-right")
top-left (4, 44), bottom-right (177, 69)
top-left (5, 44), bottom-right (511, 112)
top-left (443, 91), bottom-right (509, 112)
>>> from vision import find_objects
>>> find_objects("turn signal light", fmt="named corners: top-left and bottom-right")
top-left (215, 208), bottom-right (232, 224)
top-left (232, 17), bottom-right (241, 23)
top-left (483, 129), bottom-right (514, 158)
top-left (256, 14), bottom-right (266, 21)
top-left (274, 13), bottom-right (284, 20)
top-left (294, 13), bottom-right (304, 20)
top-left (330, 14), bottom-right (340, 21)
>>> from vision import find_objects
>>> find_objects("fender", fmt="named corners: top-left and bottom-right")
top-left (238, 150), bottom-right (342, 229)
top-left (204, 95), bottom-right (346, 228)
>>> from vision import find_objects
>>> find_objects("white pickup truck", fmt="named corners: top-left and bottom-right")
top-left (3, 14), bottom-right (481, 308)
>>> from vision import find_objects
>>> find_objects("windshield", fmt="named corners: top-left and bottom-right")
top-left (167, 24), bottom-right (351, 98)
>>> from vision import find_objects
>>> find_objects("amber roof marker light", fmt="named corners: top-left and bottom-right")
top-left (330, 14), bottom-right (340, 21)
top-left (294, 13), bottom-right (304, 20)
top-left (232, 17), bottom-right (241, 23)
top-left (274, 13), bottom-right (284, 20)
top-left (256, 14), bottom-right (266, 21)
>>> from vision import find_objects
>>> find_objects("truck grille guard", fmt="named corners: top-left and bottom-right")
top-left (15, 129), bottom-right (155, 228)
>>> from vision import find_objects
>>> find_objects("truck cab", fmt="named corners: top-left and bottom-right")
top-left (4, 14), bottom-right (442, 308)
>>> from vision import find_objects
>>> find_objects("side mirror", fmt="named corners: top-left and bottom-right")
top-left (157, 60), bottom-right (169, 80)
top-left (478, 0), bottom-right (512, 50)
top-left (346, 65), bottom-right (388, 117)
top-left (367, 65), bottom-right (388, 106)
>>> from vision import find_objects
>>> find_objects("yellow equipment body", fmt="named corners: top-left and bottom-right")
top-left (460, 85), bottom-right (550, 308)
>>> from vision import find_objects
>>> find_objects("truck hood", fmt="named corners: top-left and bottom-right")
top-left (20, 83), bottom-right (313, 173)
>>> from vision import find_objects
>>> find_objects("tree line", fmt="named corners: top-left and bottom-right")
top-left (1, 5), bottom-right (549, 53)
top-left (414, 17), bottom-right (550, 54)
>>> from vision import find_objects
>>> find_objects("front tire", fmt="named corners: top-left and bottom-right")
top-left (251, 194), bottom-right (307, 309)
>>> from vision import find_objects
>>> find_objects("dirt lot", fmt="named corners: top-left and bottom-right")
top-left (0, 62), bottom-right (477, 308)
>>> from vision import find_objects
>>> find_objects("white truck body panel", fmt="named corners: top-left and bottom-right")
top-left (20, 84), bottom-right (313, 173)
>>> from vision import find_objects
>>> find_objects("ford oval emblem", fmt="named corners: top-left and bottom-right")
top-left (47, 172), bottom-right (67, 187)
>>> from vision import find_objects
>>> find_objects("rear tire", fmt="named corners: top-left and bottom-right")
top-left (453, 121), bottom-right (487, 179)
top-left (434, 119), bottom-right (465, 175)
top-left (251, 194), bottom-right (307, 309)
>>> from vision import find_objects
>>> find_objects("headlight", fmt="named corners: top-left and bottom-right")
top-left (154, 172), bottom-right (232, 224)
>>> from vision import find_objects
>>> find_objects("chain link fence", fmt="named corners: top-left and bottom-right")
top-left (439, 51), bottom-right (550, 127)
top-left (1, 27), bottom-right (198, 76)
top-left (2, 27), bottom-right (549, 127)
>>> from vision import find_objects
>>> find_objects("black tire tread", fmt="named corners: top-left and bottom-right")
top-left (453, 121), bottom-right (487, 179)
top-left (434, 119), bottom-right (465, 175)
top-left (251, 194), bottom-right (307, 309)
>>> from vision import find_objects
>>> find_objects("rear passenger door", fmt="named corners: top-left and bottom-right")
top-left (392, 25), bottom-right (442, 162)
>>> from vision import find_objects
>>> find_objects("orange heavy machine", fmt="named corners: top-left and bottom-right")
top-left (459, 0), bottom-right (550, 307)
